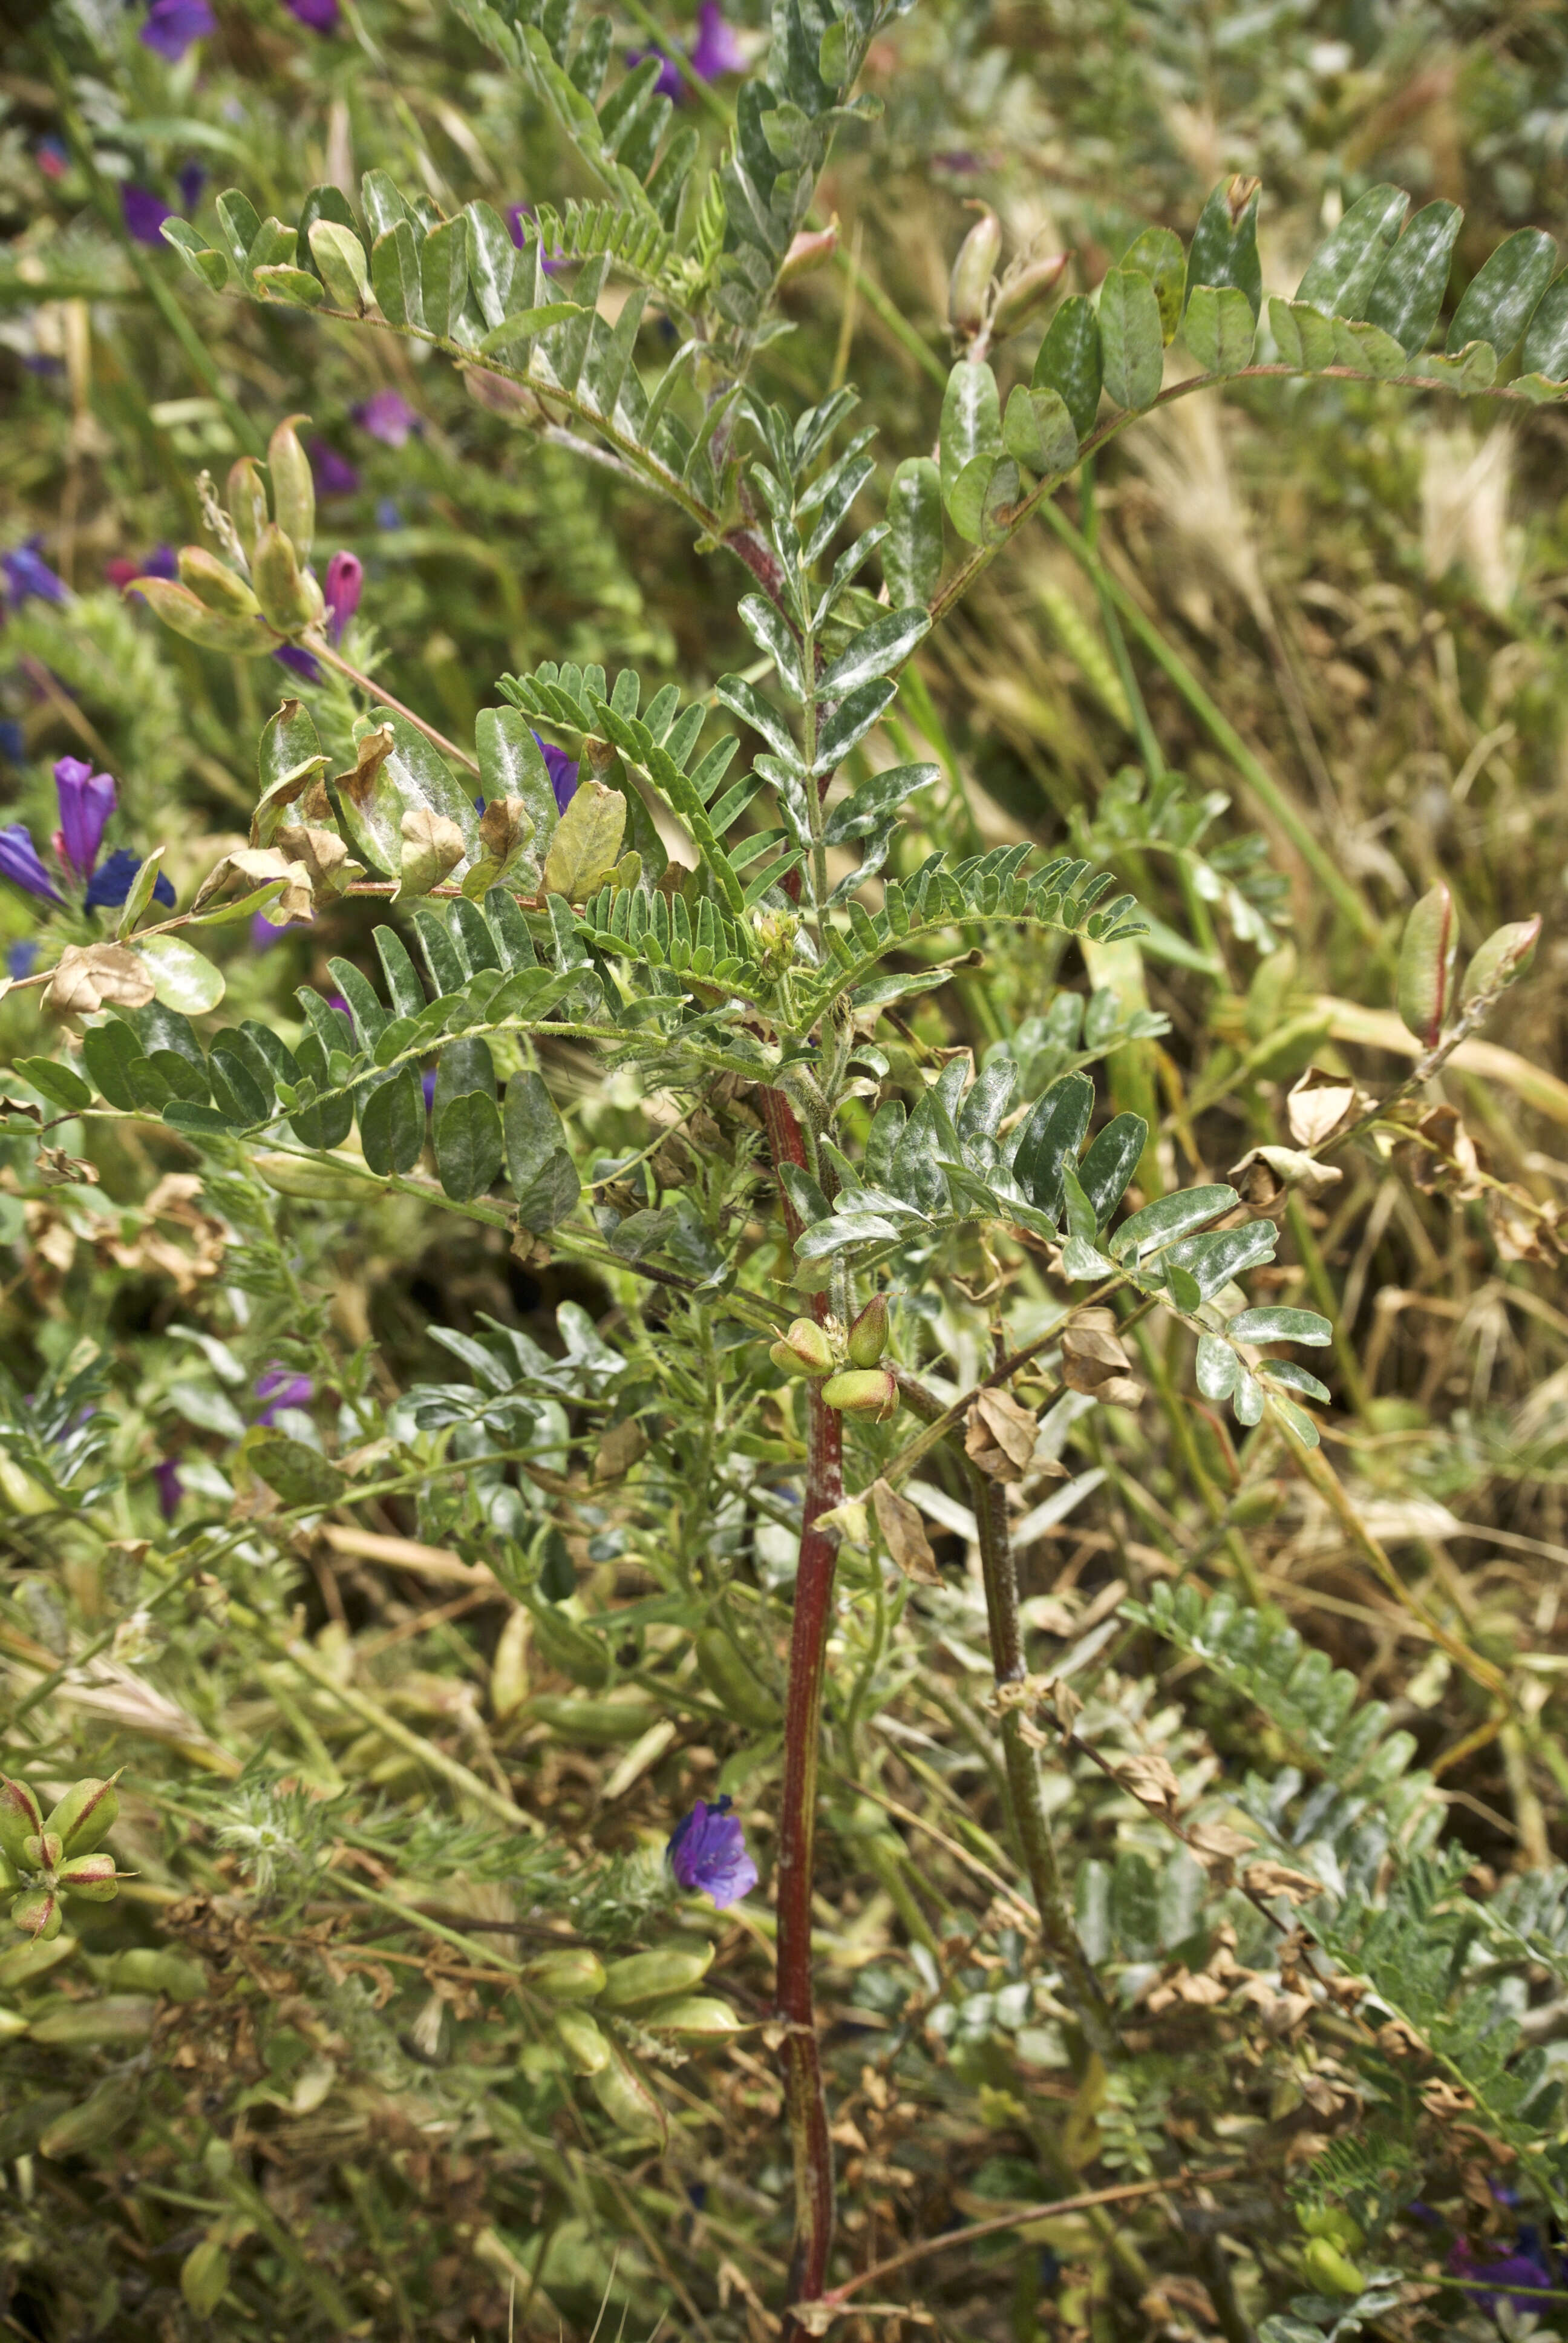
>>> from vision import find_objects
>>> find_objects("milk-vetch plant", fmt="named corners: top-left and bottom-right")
top-left (4, 1), bottom-right (1567, 2333)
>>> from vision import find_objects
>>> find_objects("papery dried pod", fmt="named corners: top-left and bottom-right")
top-left (273, 824), bottom-right (359, 902)
top-left (1285, 1064), bottom-right (1370, 1149)
top-left (1487, 1184), bottom-right (1561, 1265)
top-left (1229, 1144), bottom-right (1345, 1221)
top-left (1393, 1103), bottom-right (1487, 1199)
top-left (964, 1387), bottom-right (1039, 1481)
top-left (47, 943), bottom-right (157, 1018)
top-left (869, 1477), bottom-right (939, 1583)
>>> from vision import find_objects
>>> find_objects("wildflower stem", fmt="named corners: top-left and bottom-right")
top-left (306, 637), bottom-right (482, 776)
top-left (761, 1083), bottom-right (841, 2331)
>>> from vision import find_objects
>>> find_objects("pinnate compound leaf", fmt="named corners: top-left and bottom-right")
top-left (250, 1436), bottom-right (346, 1507)
top-left (1364, 200), bottom-right (1463, 353)
top-left (1184, 177), bottom-right (1263, 319)
top-left (1110, 1184), bottom-right (1234, 1264)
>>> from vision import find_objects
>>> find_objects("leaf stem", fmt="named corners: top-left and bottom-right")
top-left (307, 636), bottom-right (482, 775)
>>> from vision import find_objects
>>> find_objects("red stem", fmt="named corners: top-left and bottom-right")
top-left (760, 1084), bottom-right (842, 2330)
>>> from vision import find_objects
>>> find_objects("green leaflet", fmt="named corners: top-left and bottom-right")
top-left (434, 1089), bottom-right (505, 1202)
top-left (1183, 177), bottom-right (1262, 321)
top-left (1122, 224), bottom-right (1186, 342)
top-left (1002, 384), bottom-right (1079, 476)
top-left (938, 361), bottom-right (1002, 505)
top-left (1364, 200), bottom-right (1463, 354)
top-left (1099, 269), bottom-right (1164, 410)
top-left (1295, 183), bottom-right (1408, 317)
top-left (1181, 284), bottom-right (1256, 373)
top-left (1446, 224), bottom-right (1558, 358)
top-left (1521, 275), bottom-right (1568, 382)
top-left (1033, 294), bottom-right (1102, 441)
top-left (883, 458), bottom-right (943, 609)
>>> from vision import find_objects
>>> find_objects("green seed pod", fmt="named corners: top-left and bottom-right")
top-left (227, 456), bottom-right (270, 568)
top-left (10, 1889), bottom-right (60, 1942)
top-left (0, 1932), bottom-right (76, 1990)
top-left (646, 1994), bottom-right (742, 2039)
top-left (268, 412), bottom-right (316, 564)
top-left (252, 1150), bottom-right (388, 1202)
top-left (588, 2040), bottom-right (667, 2146)
top-left (990, 251), bottom-right (1071, 338)
top-left (38, 2076), bottom-right (139, 2160)
top-left (0, 1855), bottom-right (16, 1896)
top-left (177, 546), bottom-right (263, 619)
top-left (180, 2238), bottom-right (232, 2318)
top-left (949, 209), bottom-right (1002, 336)
top-left (598, 1945), bottom-right (714, 2012)
top-left (1225, 1480), bottom-right (1284, 1528)
top-left (524, 1596), bottom-right (610, 1689)
top-left (20, 1833), bottom-right (60, 1873)
top-left (45, 1775), bottom-right (119, 1860)
top-left (694, 1630), bottom-right (780, 1731)
top-left (1300, 2237), bottom-right (1365, 2296)
top-left (820, 1368), bottom-right (900, 1422)
top-left (30, 1993), bottom-right (157, 2049)
top-left (490, 1606), bottom-right (532, 1721)
top-left (1461, 914), bottom-right (1541, 1009)
top-left (846, 1294), bottom-right (889, 1369)
top-left (1396, 881), bottom-right (1454, 1049)
top-left (769, 1317), bottom-right (835, 1379)
top-left (131, 576), bottom-right (272, 655)
top-left (56, 1853), bottom-right (118, 1904)
top-left (1299, 2205), bottom-right (1366, 2252)
top-left (251, 522), bottom-right (325, 633)
top-left (523, 1946), bottom-right (607, 2003)
top-left (0, 1780), bottom-right (43, 1870)
top-left (554, 2008), bottom-right (610, 2075)
top-left (106, 1949), bottom-right (207, 2001)
top-left (526, 1697), bottom-right (661, 1746)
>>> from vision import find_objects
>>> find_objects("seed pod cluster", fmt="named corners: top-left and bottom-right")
top-left (769, 1295), bottom-right (900, 1421)
top-left (0, 1775), bottom-right (121, 1942)
top-left (524, 1936), bottom-right (740, 2145)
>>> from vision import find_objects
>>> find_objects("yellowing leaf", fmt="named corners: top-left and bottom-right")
top-left (541, 781), bottom-right (627, 902)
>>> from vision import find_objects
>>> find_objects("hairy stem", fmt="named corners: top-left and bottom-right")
top-left (760, 1085), bottom-right (841, 2328)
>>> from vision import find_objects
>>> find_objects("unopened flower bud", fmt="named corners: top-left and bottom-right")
top-left (0, 1780), bottom-right (42, 1872)
top-left (45, 1775), bottom-right (119, 1860)
top-left (990, 251), bottom-right (1071, 336)
top-left (56, 1852), bottom-right (118, 1902)
top-left (769, 1317), bottom-right (835, 1378)
top-left (598, 1945), bottom-right (714, 2011)
top-left (846, 1294), bottom-right (889, 1368)
top-left (1461, 914), bottom-right (1540, 1008)
top-left (324, 549), bottom-right (363, 643)
top-left (949, 209), bottom-right (1002, 338)
top-left (780, 220), bottom-right (839, 282)
top-left (821, 1367), bottom-right (900, 1421)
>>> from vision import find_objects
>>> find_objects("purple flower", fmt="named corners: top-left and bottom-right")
top-left (152, 1457), bottom-right (184, 1519)
top-left (422, 1068), bottom-right (437, 1113)
top-left (122, 183), bottom-right (174, 247)
top-left (1448, 2235), bottom-right (1560, 2315)
top-left (283, 0), bottom-right (340, 30)
top-left (375, 498), bottom-right (404, 531)
top-left (691, 2), bottom-right (745, 77)
top-left (627, 47), bottom-right (684, 100)
top-left (53, 756), bottom-right (116, 880)
top-left (309, 439), bottom-right (360, 499)
top-left (2, 540), bottom-right (67, 607)
top-left (85, 850), bottom-right (175, 913)
top-left (177, 160), bottom-right (206, 214)
top-left (536, 734), bottom-right (578, 815)
top-left (324, 550), bottom-right (362, 643)
top-left (354, 389), bottom-right (418, 448)
top-left (256, 1366), bottom-right (315, 1425)
top-left (7, 940), bottom-right (37, 980)
top-left (140, 0), bottom-right (215, 60)
top-left (0, 721), bottom-right (24, 764)
top-left (667, 1795), bottom-right (757, 1909)
top-left (274, 643), bottom-right (322, 683)
top-left (37, 138), bottom-right (69, 182)
top-left (0, 827), bottom-right (64, 904)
